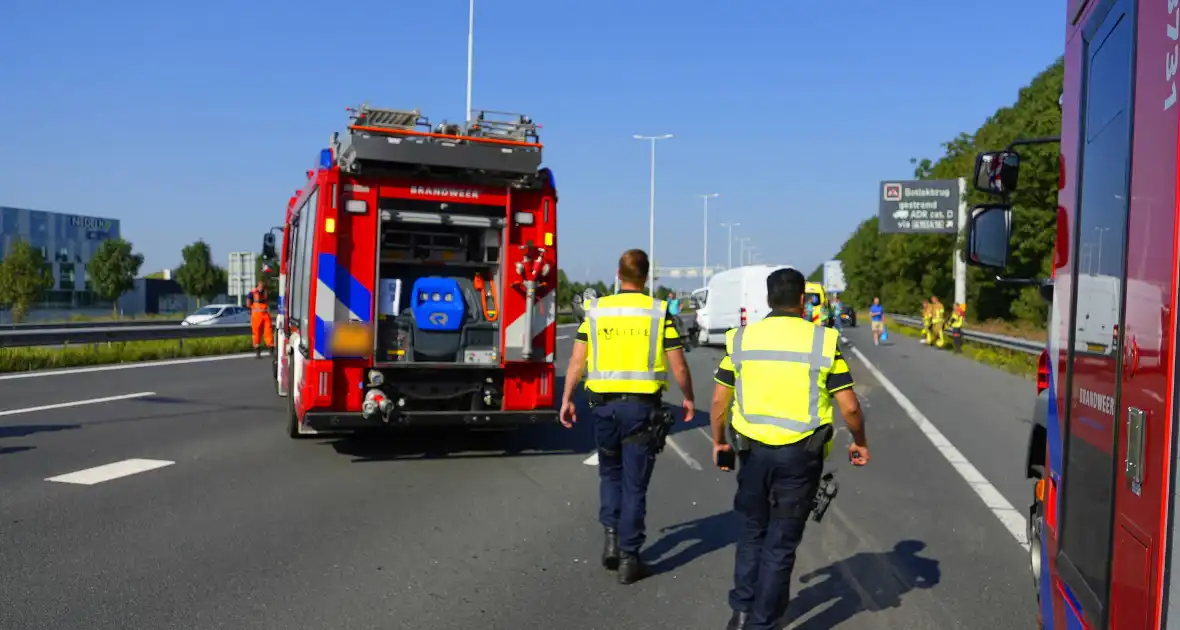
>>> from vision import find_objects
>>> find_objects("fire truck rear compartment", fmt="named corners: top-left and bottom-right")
top-left (374, 212), bottom-right (502, 368)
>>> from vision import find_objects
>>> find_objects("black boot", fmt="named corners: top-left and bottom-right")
top-left (601, 527), bottom-right (619, 571)
top-left (617, 552), bottom-right (648, 585)
top-left (255, 346), bottom-right (262, 359)
top-left (726, 610), bottom-right (749, 630)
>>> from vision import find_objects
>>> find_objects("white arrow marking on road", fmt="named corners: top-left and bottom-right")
top-left (583, 452), bottom-right (599, 466)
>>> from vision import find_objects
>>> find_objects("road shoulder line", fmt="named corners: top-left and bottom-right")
top-left (847, 344), bottom-right (1030, 550)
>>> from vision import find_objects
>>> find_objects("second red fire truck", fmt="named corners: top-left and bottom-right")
top-left (261, 104), bottom-right (559, 437)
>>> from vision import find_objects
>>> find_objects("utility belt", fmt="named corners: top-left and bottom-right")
top-left (733, 423), bottom-right (834, 456)
top-left (586, 391), bottom-right (674, 454)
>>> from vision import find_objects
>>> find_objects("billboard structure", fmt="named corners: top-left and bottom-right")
top-left (227, 251), bottom-right (255, 303)
top-left (878, 179), bottom-right (961, 234)
top-left (822, 260), bottom-right (846, 293)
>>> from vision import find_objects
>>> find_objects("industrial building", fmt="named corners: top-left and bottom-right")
top-left (0, 206), bottom-right (122, 306)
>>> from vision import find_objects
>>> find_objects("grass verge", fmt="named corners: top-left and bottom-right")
top-left (0, 336), bottom-right (254, 373)
top-left (884, 317), bottom-right (1038, 380)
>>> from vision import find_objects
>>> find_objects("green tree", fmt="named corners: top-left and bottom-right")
top-left (87, 238), bottom-right (145, 316)
top-left (0, 239), bottom-right (53, 322)
top-left (174, 239), bottom-right (224, 306)
top-left (818, 57), bottom-right (1063, 326)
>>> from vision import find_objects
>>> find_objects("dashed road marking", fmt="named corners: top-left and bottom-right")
top-left (665, 435), bottom-right (702, 470)
top-left (0, 391), bottom-right (156, 416)
top-left (46, 458), bottom-right (175, 485)
top-left (847, 344), bottom-right (1029, 550)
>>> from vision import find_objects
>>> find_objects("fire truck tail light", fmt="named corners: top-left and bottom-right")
top-left (344, 199), bottom-right (367, 214)
top-left (1036, 350), bottom-right (1050, 394)
top-left (1035, 479), bottom-right (1045, 502)
top-left (513, 212), bottom-right (534, 225)
top-left (740, 307), bottom-right (747, 327)
top-left (324, 218), bottom-right (336, 233)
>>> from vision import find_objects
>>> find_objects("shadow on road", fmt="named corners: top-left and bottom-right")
top-left (646, 510), bottom-right (740, 574)
top-left (784, 539), bottom-right (940, 629)
top-left (0, 424), bottom-right (79, 439)
top-left (0, 423), bottom-right (79, 456)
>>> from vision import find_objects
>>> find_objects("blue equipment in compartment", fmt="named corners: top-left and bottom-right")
top-left (410, 277), bottom-right (466, 332)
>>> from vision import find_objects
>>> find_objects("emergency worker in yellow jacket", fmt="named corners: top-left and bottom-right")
top-left (709, 267), bottom-right (869, 630)
top-left (559, 249), bottom-right (696, 585)
top-left (947, 303), bottom-right (966, 353)
top-left (920, 298), bottom-right (932, 343)
top-left (926, 296), bottom-right (946, 347)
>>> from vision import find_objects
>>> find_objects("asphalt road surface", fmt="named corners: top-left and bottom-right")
top-left (0, 322), bottom-right (1037, 630)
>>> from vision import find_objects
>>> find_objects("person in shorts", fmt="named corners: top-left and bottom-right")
top-left (869, 297), bottom-right (884, 345)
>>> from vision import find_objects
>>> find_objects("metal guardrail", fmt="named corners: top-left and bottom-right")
top-left (0, 324), bottom-right (253, 348)
top-left (887, 314), bottom-right (1045, 355)
top-left (0, 319), bottom-right (185, 331)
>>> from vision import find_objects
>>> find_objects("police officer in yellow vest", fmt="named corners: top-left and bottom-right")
top-left (560, 249), bottom-right (696, 585)
top-left (710, 267), bottom-right (869, 630)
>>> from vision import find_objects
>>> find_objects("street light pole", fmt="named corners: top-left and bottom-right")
top-left (720, 222), bottom-right (740, 269)
top-left (465, 0), bottom-right (475, 122)
top-left (634, 134), bottom-right (673, 295)
top-left (738, 237), bottom-right (750, 267)
top-left (697, 193), bottom-right (719, 289)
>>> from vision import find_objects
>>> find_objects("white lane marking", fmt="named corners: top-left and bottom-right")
top-left (0, 391), bottom-right (156, 416)
top-left (847, 345), bottom-right (1029, 550)
top-left (0, 354), bottom-right (255, 381)
top-left (557, 335), bottom-right (570, 340)
top-left (584, 452), bottom-right (599, 466)
top-left (665, 435), bottom-right (703, 470)
top-left (46, 458), bottom-right (175, 485)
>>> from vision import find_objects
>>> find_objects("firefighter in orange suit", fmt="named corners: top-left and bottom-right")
top-left (246, 280), bottom-right (274, 358)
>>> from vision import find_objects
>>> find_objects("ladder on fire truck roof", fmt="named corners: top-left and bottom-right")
top-left (333, 103), bottom-right (545, 186)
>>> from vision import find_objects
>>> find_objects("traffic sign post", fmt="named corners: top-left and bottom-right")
top-left (822, 260), bottom-right (846, 294)
top-left (227, 252), bottom-right (255, 306)
top-left (877, 178), bottom-right (968, 306)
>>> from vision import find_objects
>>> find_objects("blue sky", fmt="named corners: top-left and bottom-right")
top-left (0, 0), bottom-right (1062, 287)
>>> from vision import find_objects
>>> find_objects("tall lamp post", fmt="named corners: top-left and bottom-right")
top-left (696, 193), bottom-right (719, 289)
top-left (634, 134), bottom-right (673, 295)
top-left (720, 222), bottom-right (740, 269)
top-left (738, 237), bottom-right (751, 268)
top-left (465, 0), bottom-right (475, 121)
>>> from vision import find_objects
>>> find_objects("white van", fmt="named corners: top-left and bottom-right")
top-left (694, 265), bottom-right (794, 347)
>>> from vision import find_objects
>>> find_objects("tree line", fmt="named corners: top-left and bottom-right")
top-left (808, 57), bottom-right (1063, 327)
top-left (0, 236), bottom-right (274, 322)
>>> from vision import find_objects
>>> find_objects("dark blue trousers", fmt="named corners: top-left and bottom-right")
top-left (592, 400), bottom-right (657, 554)
top-left (728, 440), bottom-right (823, 630)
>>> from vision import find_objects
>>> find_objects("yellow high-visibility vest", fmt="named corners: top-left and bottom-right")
top-left (583, 293), bottom-right (670, 395)
top-left (728, 316), bottom-right (839, 448)
top-left (931, 303), bottom-right (945, 324)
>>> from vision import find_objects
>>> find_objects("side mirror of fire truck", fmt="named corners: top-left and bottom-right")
top-left (261, 233), bottom-right (277, 260)
top-left (972, 150), bottom-right (1021, 195)
top-left (965, 204), bottom-right (1013, 270)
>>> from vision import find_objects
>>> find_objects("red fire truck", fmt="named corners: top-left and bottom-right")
top-left (260, 104), bottom-right (559, 437)
top-left (963, 1), bottom-right (1179, 626)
